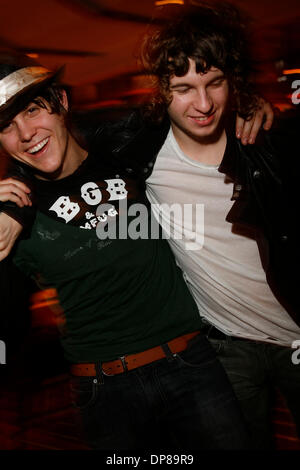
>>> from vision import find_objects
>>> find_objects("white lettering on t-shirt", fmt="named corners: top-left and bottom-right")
top-left (81, 182), bottom-right (102, 205)
top-left (49, 196), bottom-right (80, 223)
top-left (105, 179), bottom-right (128, 200)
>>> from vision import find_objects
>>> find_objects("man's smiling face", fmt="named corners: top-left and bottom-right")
top-left (167, 59), bottom-right (229, 145)
top-left (0, 92), bottom-right (72, 180)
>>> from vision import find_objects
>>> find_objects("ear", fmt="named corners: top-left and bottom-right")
top-left (60, 89), bottom-right (69, 111)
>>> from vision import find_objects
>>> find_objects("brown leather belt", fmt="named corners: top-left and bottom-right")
top-left (70, 331), bottom-right (200, 377)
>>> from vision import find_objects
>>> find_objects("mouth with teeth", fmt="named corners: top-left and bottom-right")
top-left (188, 113), bottom-right (215, 126)
top-left (27, 137), bottom-right (49, 156)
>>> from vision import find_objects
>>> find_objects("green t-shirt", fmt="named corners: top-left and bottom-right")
top-left (13, 151), bottom-right (201, 363)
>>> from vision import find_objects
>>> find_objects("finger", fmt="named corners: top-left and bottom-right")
top-left (248, 110), bottom-right (265, 144)
top-left (262, 103), bottom-right (274, 131)
top-left (0, 190), bottom-right (31, 207)
top-left (0, 192), bottom-right (30, 207)
top-left (235, 115), bottom-right (245, 139)
top-left (0, 192), bottom-right (26, 207)
top-left (240, 119), bottom-right (254, 145)
top-left (0, 181), bottom-right (32, 203)
top-left (0, 177), bottom-right (31, 193)
top-left (0, 184), bottom-right (32, 206)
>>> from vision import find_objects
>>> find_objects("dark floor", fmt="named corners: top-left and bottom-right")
top-left (1, 374), bottom-right (300, 450)
top-left (0, 325), bottom-right (299, 451)
top-left (0, 326), bottom-right (88, 450)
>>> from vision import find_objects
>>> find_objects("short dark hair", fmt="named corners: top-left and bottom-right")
top-left (0, 84), bottom-right (67, 130)
top-left (140, 2), bottom-right (259, 122)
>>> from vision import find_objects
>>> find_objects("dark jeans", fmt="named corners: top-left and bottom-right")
top-left (70, 333), bottom-right (249, 450)
top-left (208, 336), bottom-right (300, 449)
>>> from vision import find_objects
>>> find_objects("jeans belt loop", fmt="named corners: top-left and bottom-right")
top-left (161, 343), bottom-right (177, 362)
top-left (95, 361), bottom-right (104, 384)
top-left (119, 356), bottom-right (128, 372)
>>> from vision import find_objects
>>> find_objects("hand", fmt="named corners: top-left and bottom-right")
top-left (236, 98), bottom-right (274, 145)
top-left (0, 177), bottom-right (32, 208)
top-left (0, 213), bottom-right (23, 261)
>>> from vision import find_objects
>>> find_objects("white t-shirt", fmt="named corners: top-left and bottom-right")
top-left (146, 128), bottom-right (300, 346)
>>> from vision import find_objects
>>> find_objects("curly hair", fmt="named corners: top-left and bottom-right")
top-left (140, 2), bottom-right (259, 122)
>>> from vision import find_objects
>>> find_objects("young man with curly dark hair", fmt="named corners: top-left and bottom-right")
top-left (137, 3), bottom-right (300, 449)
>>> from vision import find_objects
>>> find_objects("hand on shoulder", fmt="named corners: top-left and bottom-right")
top-left (236, 98), bottom-right (275, 145)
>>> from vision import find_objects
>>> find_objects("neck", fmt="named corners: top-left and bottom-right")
top-left (35, 134), bottom-right (88, 181)
top-left (59, 134), bottom-right (88, 179)
top-left (171, 124), bottom-right (227, 166)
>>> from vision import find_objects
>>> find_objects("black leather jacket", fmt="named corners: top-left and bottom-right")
top-left (95, 111), bottom-right (300, 325)
top-left (1, 111), bottom-right (299, 325)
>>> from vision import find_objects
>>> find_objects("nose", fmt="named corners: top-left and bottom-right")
top-left (16, 118), bottom-right (36, 142)
top-left (193, 88), bottom-right (213, 114)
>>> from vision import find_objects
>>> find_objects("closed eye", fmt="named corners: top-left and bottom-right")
top-left (171, 86), bottom-right (191, 94)
top-left (208, 78), bottom-right (226, 88)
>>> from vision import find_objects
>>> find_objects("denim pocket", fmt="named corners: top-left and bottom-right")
top-left (175, 334), bottom-right (218, 369)
top-left (207, 338), bottom-right (226, 355)
top-left (70, 377), bottom-right (99, 410)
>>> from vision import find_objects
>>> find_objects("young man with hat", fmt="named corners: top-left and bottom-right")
top-left (0, 52), bottom-right (258, 450)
